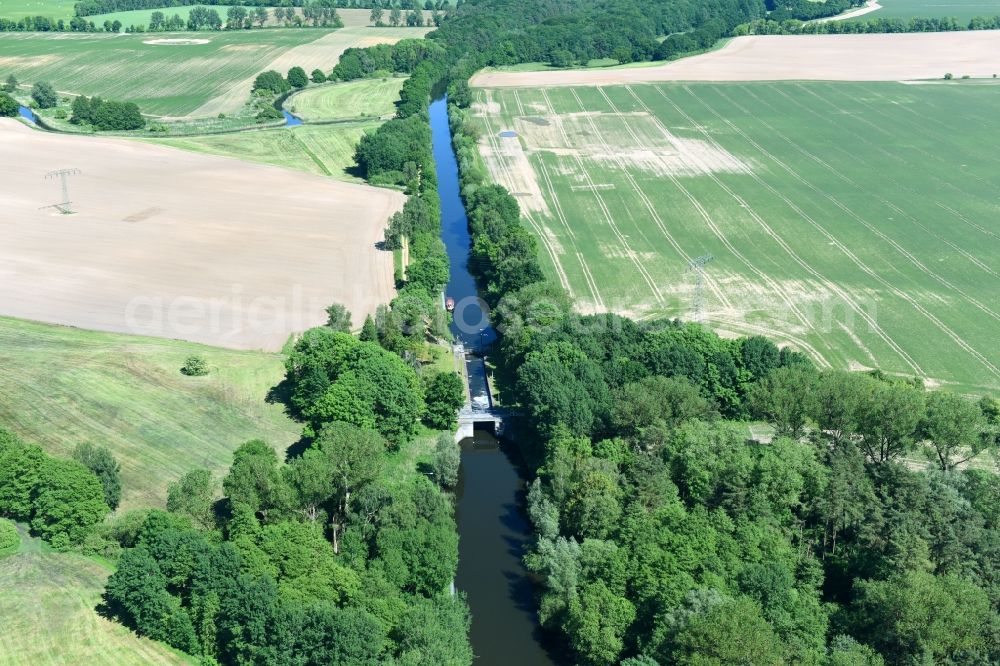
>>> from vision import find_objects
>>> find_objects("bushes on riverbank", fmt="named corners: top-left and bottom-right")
top-left (70, 95), bottom-right (145, 131)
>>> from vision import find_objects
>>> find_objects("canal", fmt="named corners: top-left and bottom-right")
top-left (429, 95), bottom-right (558, 665)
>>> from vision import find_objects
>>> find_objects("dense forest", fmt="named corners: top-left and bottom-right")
top-left (428, 0), bottom-right (767, 68)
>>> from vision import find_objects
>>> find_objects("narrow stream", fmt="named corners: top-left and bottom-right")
top-left (429, 96), bottom-right (558, 665)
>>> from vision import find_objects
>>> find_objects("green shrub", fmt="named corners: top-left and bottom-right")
top-left (0, 91), bottom-right (16, 117)
top-left (287, 65), bottom-right (308, 89)
top-left (0, 518), bottom-right (18, 555)
top-left (180, 356), bottom-right (208, 377)
top-left (255, 106), bottom-right (284, 122)
top-left (31, 81), bottom-right (57, 109)
top-left (252, 70), bottom-right (290, 95)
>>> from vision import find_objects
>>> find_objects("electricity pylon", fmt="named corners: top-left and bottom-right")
top-left (43, 168), bottom-right (81, 214)
top-left (687, 254), bottom-right (713, 321)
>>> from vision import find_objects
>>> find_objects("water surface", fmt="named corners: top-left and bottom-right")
top-left (429, 95), bottom-right (558, 665)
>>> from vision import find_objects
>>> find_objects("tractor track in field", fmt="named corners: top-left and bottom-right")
top-left (477, 91), bottom-right (574, 296)
top-left (789, 83), bottom-right (1000, 228)
top-left (595, 86), bottom-right (781, 327)
top-left (516, 87), bottom-right (611, 310)
top-left (667, 83), bottom-right (1000, 379)
top-left (542, 88), bottom-right (666, 305)
top-left (615, 85), bottom-right (825, 358)
top-left (936, 202), bottom-right (1000, 243)
top-left (536, 157), bottom-right (607, 310)
top-left (568, 86), bottom-right (743, 314)
top-left (812, 83), bottom-right (999, 194)
top-left (708, 316), bottom-right (831, 366)
top-left (659, 83), bottom-right (923, 374)
top-left (580, 86), bottom-right (736, 313)
top-left (754, 86), bottom-right (1000, 378)
top-left (735, 84), bottom-right (1000, 280)
top-left (685, 85), bottom-right (1000, 328)
top-left (859, 85), bottom-right (1000, 173)
top-left (629, 86), bottom-right (822, 341)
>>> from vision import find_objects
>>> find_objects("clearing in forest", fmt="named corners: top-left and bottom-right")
top-left (0, 119), bottom-right (402, 351)
top-left (472, 81), bottom-right (1000, 392)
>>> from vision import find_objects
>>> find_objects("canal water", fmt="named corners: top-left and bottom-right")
top-left (429, 95), bottom-right (558, 665)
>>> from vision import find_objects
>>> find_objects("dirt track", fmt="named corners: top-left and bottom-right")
top-left (0, 120), bottom-right (402, 350)
top-left (470, 31), bottom-right (1000, 87)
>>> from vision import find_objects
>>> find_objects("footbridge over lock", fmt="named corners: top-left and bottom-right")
top-left (452, 343), bottom-right (512, 442)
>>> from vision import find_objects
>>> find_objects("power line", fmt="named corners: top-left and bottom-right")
top-left (42, 168), bottom-right (81, 214)
top-left (686, 254), bottom-right (713, 322)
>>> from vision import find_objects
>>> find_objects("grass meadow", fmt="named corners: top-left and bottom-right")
top-left (147, 121), bottom-right (379, 180)
top-left (0, 525), bottom-right (193, 665)
top-left (0, 317), bottom-right (300, 510)
top-left (286, 76), bottom-right (405, 121)
top-left (474, 81), bottom-right (1000, 393)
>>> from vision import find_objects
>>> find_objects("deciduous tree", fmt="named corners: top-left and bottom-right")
top-left (73, 442), bottom-right (122, 511)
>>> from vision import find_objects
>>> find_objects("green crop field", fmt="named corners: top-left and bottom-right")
top-left (864, 0), bottom-right (1000, 21)
top-left (0, 317), bottom-right (299, 510)
top-left (0, 27), bottom-right (418, 116)
top-left (0, 30), bottom-right (321, 115)
top-left (0, 526), bottom-right (193, 665)
top-left (474, 81), bottom-right (1000, 393)
top-left (286, 76), bottom-right (405, 121)
top-left (0, 0), bottom-right (76, 21)
top-left (148, 121), bottom-right (378, 180)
